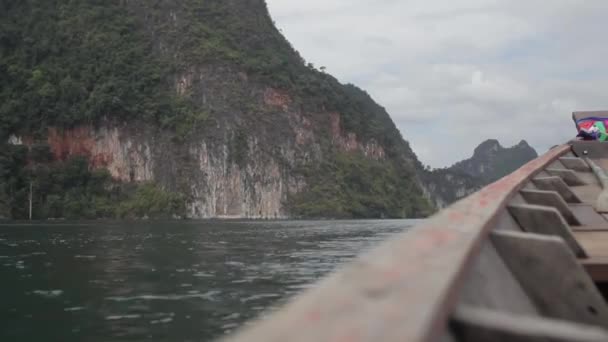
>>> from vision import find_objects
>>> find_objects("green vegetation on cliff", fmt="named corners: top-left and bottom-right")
top-left (0, 144), bottom-right (185, 220)
top-left (289, 152), bottom-right (432, 218)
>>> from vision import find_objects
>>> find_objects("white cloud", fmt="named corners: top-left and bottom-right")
top-left (266, 0), bottom-right (608, 167)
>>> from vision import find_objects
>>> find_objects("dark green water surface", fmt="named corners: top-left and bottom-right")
top-left (0, 220), bottom-right (417, 341)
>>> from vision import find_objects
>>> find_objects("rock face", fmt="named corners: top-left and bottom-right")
top-left (2, 0), bottom-right (438, 219)
top-left (420, 169), bottom-right (480, 209)
top-left (9, 109), bottom-right (383, 219)
top-left (450, 139), bottom-right (538, 184)
top-left (421, 139), bottom-right (538, 208)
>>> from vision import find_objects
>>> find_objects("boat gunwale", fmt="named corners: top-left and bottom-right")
top-left (225, 144), bottom-right (572, 342)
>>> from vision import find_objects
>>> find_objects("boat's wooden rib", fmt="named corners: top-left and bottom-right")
top-left (491, 231), bottom-right (608, 326)
top-left (456, 241), bottom-right (538, 314)
top-left (571, 184), bottom-right (603, 204)
top-left (451, 306), bottom-right (608, 342)
top-left (569, 204), bottom-right (608, 230)
top-left (225, 117), bottom-right (608, 342)
top-left (546, 168), bottom-right (587, 186)
top-left (507, 204), bottom-right (587, 258)
top-left (560, 157), bottom-right (592, 172)
top-left (519, 189), bottom-right (580, 225)
top-left (532, 177), bottom-right (583, 203)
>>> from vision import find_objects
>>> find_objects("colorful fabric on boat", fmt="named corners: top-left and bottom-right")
top-left (596, 121), bottom-right (608, 141)
top-left (576, 119), bottom-right (608, 141)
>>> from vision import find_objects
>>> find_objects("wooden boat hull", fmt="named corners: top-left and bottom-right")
top-left (224, 138), bottom-right (608, 341)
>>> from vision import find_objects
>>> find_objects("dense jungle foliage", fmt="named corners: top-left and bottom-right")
top-left (0, 144), bottom-right (184, 220)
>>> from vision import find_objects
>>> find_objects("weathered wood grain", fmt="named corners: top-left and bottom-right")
top-left (532, 177), bottom-right (583, 203)
top-left (571, 185), bottom-right (603, 204)
top-left (451, 305), bottom-right (608, 342)
top-left (546, 168), bottom-right (587, 186)
top-left (456, 242), bottom-right (538, 314)
top-left (507, 204), bottom-right (587, 257)
top-left (571, 141), bottom-right (608, 159)
top-left (560, 157), bottom-right (591, 172)
top-left (491, 231), bottom-right (608, 326)
top-left (519, 189), bottom-right (580, 225)
top-left (569, 204), bottom-right (608, 230)
top-left (575, 231), bottom-right (608, 282)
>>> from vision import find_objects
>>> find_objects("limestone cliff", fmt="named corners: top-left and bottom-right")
top-left (1, 0), bottom-right (433, 219)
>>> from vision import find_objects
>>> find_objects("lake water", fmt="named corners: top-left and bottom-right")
top-left (0, 219), bottom-right (417, 341)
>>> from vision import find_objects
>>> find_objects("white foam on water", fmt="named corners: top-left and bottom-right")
top-left (32, 290), bottom-right (63, 298)
top-left (105, 314), bottom-right (141, 320)
top-left (106, 290), bottom-right (221, 302)
top-left (150, 317), bottom-right (173, 325)
top-left (241, 293), bottom-right (280, 303)
top-left (64, 307), bottom-right (85, 312)
top-left (75, 255), bottom-right (97, 259)
top-left (221, 322), bottom-right (239, 329)
top-left (222, 313), bottom-right (241, 321)
top-left (225, 261), bottom-right (244, 267)
top-left (193, 272), bottom-right (213, 277)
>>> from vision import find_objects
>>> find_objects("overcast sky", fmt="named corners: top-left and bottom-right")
top-left (265, 0), bottom-right (608, 168)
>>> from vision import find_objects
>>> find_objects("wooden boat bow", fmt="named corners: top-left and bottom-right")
top-left (224, 135), bottom-right (608, 341)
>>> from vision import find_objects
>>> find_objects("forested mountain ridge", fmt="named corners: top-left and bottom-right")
top-left (0, 0), bottom-right (436, 219)
top-left (422, 140), bottom-right (538, 208)
top-left (450, 139), bottom-right (538, 184)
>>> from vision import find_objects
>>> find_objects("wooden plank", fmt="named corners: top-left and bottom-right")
top-left (546, 168), bottom-right (587, 186)
top-left (494, 211), bottom-right (523, 232)
top-left (573, 111), bottom-right (608, 122)
top-left (571, 185), bottom-right (602, 204)
top-left (457, 242), bottom-right (538, 314)
top-left (573, 231), bottom-right (608, 282)
top-left (580, 258), bottom-right (608, 283)
top-left (575, 231), bottom-right (608, 281)
top-left (560, 157), bottom-right (591, 172)
top-left (575, 171), bottom-right (601, 186)
top-left (574, 231), bottom-right (608, 258)
top-left (520, 189), bottom-right (580, 225)
top-left (547, 159), bottom-right (567, 170)
top-left (532, 177), bottom-right (583, 203)
top-left (224, 144), bottom-right (572, 342)
top-left (507, 204), bottom-right (587, 258)
top-left (451, 305), bottom-right (608, 342)
top-left (571, 141), bottom-right (608, 159)
top-left (569, 204), bottom-right (608, 230)
top-left (491, 231), bottom-right (608, 326)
